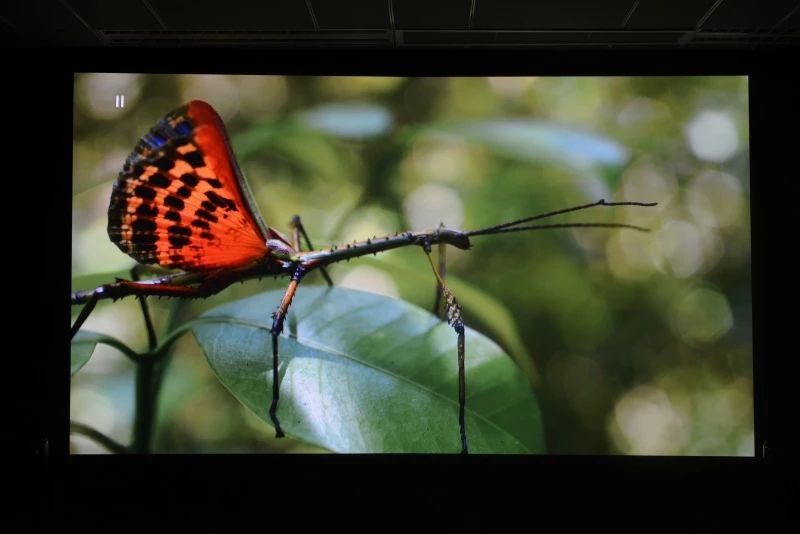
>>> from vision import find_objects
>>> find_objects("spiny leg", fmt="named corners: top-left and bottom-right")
top-left (290, 215), bottom-right (333, 287)
top-left (422, 244), bottom-right (468, 454)
top-left (71, 270), bottom-right (232, 340)
top-left (71, 267), bottom-right (157, 341)
top-left (269, 264), bottom-right (307, 438)
top-left (456, 318), bottom-right (466, 453)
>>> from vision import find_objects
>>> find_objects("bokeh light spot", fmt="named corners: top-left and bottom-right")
top-left (409, 137), bottom-right (475, 184)
top-left (611, 385), bottom-right (690, 454)
top-left (686, 110), bottom-right (739, 162)
top-left (232, 74), bottom-right (288, 115)
top-left (179, 74), bottom-right (241, 122)
top-left (404, 183), bottom-right (464, 230)
top-left (656, 220), bottom-right (704, 278)
top-left (76, 73), bottom-right (142, 120)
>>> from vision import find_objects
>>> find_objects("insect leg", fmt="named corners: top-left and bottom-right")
top-left (290, 215), bottom-right (333, 287)
top-left (71, 270), bottom-right (233, 340)
top-left (432, 242), bottom-right (447, 316)
top-left (71, 292), bottom-right (99, 340)
top-left (131, 265), bottom-right (157, 350)
top-left (269, 264), bottom-right (307, 438)
top-left (422, 246), bottom-right (468, 454)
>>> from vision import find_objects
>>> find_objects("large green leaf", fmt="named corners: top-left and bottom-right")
top-left (192, 286), bottom-right (544, 454)
top-left (70, 329), bottom-right (139, 375)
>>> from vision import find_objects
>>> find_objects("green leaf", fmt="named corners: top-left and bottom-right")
top-left (71, 330), bottom-right (140, 372)
top-left (71, 330), bottom-right (102, 375)
top-left (192, 286), bottom-right (544, 454)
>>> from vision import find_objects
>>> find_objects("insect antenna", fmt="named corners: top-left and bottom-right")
top-left (465, 199), bottom-right (657, 237)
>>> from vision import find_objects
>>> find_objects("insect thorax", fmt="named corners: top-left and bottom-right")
top-left (267, 239), bottom-right (296, 261)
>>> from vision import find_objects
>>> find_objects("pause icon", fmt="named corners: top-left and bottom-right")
top-left (115, 95), bottom-right (125, 108)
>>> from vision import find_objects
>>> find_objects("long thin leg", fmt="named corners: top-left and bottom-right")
top-left (456, 321), bottom-right (466, 454)
top-left (71, 293), bottom-right (98, 339)
top-left (432, 242), bottom-right (447, 316)
top-left (131, 265), bottom-right (157, 351)
top-left (269, 264), bottom-right (307, 438)
top-left (422, 245), bottom-right (468, 454)
top-left (290, 215), bottom-right (333, 287)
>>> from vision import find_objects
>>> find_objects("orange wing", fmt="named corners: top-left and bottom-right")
top-left (108, 100), bottom-right (277, 271)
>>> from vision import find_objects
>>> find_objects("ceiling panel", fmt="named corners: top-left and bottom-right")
top-left (626, 0), bottom-right (717, 29)
top-left (66, 0), bottom-right (162, 30)
top-left (474, 0), bottom-right (632, 29)
top-left (312, 0), bottom-right (388, 29)
top-left (0, 0), bottom-right (798, 48)
top-left (703, 0), bottom-right (799, 31)
top-left (394, 0), bottom-right (472, 29)
top-left (0, 0), bottom-right (100, 44)
top-left (0, 1), bottom-right (86, 30)
top-left (148, 0), bottom-right (314, 30)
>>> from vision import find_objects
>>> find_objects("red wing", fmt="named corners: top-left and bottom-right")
top-left (107, 100), bottom-right (275, 271)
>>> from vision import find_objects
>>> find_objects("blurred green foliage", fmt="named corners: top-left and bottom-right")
top-left (71, 74), bottom-right (751, 455)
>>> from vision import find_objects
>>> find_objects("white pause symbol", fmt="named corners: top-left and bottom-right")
top-left (115, 95), bottom-right (125, 108)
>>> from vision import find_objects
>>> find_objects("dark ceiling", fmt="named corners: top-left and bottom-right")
top-left (1, 0), bottom-right (798, 49)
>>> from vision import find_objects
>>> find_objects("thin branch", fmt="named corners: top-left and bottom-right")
top-left (70, 421), bottom-right (129, 454)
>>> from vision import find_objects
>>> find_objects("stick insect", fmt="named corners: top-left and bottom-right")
top-left (71, 100), bottom-right (656, 454)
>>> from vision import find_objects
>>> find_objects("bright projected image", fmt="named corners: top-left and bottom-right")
top-left (71, 74), bottom-right (751, 455)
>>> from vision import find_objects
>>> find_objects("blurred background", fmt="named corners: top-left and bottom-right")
top-left (71, 73), bottom-right (751, 455)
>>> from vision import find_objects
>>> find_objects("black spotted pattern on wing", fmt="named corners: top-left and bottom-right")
top-left (107, 102), bottom-right (270, 270)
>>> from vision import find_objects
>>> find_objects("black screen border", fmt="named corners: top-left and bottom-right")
top-left (24, 46), bottom-right (794, 516)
